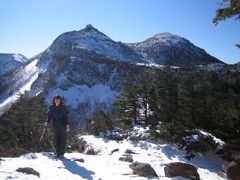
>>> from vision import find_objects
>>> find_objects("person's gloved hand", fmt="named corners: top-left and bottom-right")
top-left (43, 122), bottom-right (48, 127)
top-left (66, 125), bottom-right (70, 132)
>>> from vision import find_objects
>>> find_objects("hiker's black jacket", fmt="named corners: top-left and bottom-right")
top-left (47, 104), bottom-right (69, 127)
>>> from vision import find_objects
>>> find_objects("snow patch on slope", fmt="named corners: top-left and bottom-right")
top-left (13, 53), bottom-right (29, 63)
top-left (46, 84), bottom-right (117, 110)
top-left (0, 59), bottom-right (48, 112)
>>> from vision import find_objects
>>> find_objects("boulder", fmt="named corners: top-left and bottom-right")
top-left (129, 162), bottom-right (158, 177)
top-left (119, 156), bottom-right (133, 163)
top-left (16, 167), bottom-right (40, 177)
top-left (164, 162), bottom-right (200, 180)
top-left (223, 161), bottom-right (240, 180)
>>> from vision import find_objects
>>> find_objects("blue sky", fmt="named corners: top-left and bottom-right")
top-left (0, 0), bottom-right (239, 64)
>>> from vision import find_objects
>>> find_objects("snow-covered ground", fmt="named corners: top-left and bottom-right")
top-left (0, 135), bottom-right (227, 180)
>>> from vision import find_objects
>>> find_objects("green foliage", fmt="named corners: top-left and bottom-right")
top-left (222, 138), bottom-right (240, 160)
top-left (213, 0), bottom-right (240, 24)
top-left (158, 120), bottom-right (188, 145)
top-left (148, 67), bottom-right (178, 124)
top-left (113, 74), bottom-right (141, 126)
top-left (88, 108), bottom-right (114, 135)
top-left (113, 67), bottom-right (240, 156)
top-left (186, 135), bottom-right (217, 154)
top-left (0, 94), bottom-right (50, 156)
top-left (213, 0), bottom-right (240, 48)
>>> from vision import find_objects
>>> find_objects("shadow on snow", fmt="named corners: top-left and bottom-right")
top-left (60, 158), bottom-right (95, 180)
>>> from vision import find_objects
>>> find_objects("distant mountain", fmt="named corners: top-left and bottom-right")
top-left (0, 24), bottom-right (226, 126)
top-left (0, 53), bottom-right (28, 76)
top-left (128, 32), bottom-right (222, 66)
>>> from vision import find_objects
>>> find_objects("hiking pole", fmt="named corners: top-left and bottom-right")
top-left (50, 139), bottom-right (56, 154)
top-left (37, 127), bottom-right (46, 152)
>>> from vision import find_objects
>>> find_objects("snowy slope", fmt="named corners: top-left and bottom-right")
top-left (0, 53), bottom-right (28, 76)
top-left (49, 24), bottom-right (144, 63)
top-left (46, 84), bottom-right (117, 109)
top-left (128, 33), bottom-right (222, 66)
top-left (0, 135), bottom-right (227, 180)
top-left (0, 59), bottom-right (48, 115)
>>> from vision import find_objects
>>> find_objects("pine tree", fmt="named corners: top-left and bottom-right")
top-left (0, 93), bottom-right (49, 156)
top-left (213, 0), bottom-right (240, 24)
top-left (138, 73), bottom-right (151, 125)
top-left (113, 74), bottom-right (141, 126)
top-left (148, 67), bottom-right (178, 124)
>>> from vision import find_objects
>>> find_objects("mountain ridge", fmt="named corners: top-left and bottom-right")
top-left (0, 53), bottom-right (29, 76)
top-left (0, 24), bottom-right (227, 123)
top-left (33, 24), bottom-right (223, 66)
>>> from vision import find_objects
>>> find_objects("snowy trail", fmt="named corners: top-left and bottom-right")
top-left (0, 135), bottom-right (226, 180)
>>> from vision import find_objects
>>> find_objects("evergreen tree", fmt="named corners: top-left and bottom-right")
top-left (177, 73), bottom-right (196, 128)
top-left (89, 108), bottom-right (113, 135)
top-left (213, 0), bottom-right (240, 24)
top-left (113, 74), bottom-right (141, 126)
top-left (0, 94), bottom-right (49, 156)
top-left (138, 73), bottom-right (151, 125)
top-left (148, 67), bottom-right (178, 124)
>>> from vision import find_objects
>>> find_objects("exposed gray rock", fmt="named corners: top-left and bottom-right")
top-left (16, 167), bottom-right (40, 177)
top-left (129, 162), bottom-right (158, 177)
top-left (164, 162), bottom-right (200, 180)
top-left (119, 156), bottom-right (133, 163)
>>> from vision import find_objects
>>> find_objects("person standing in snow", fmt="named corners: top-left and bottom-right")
top-left (44, 95), bottom-right (70, 157)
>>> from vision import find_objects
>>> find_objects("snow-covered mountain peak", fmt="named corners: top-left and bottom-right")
top-left (129, 32), bottom-right (222, 66)
top-left (152, 32), bottom-right (185, 43)
top-left (12, 53), bottom-right (29, 63)
top-left (135, 32), bottom-right (187, 48)
top-left (153, 32), bottom-right (182, 40)
top-left (51, 24), bottom-right (111, 47)
top-left (0, 53), bottom-right (29, 76)
top-left (47, 25), bottom-right (143, 62)
top-left (85, 24), bottom-right (99, 32)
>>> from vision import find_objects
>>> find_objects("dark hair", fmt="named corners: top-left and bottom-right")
top-left (52, 95), bottom-right (63, 106)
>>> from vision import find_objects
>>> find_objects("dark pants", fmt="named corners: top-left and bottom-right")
top-left (53, 125), bottom-right (66, 156)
